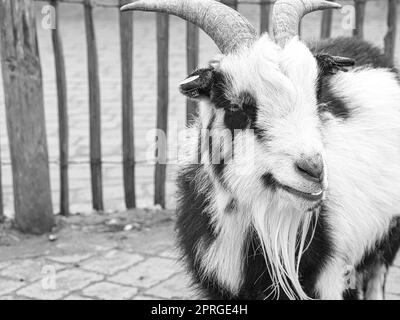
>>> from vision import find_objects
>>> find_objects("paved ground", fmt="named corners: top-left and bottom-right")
top-left (0, 210), bottom-right (400, 300)
top-left (0, 210), bottom-right (198, 300)
top-left (0, 1), bottom-right (399, 216)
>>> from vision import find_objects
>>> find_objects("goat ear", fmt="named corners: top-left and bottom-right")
top-left (316, 54), bottom-right (356, 75)
top-left (179, 68), bottom-right (214, 100)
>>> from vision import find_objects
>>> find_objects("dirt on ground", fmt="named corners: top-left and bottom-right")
top-left (0, 209), bottom-right (176, 262)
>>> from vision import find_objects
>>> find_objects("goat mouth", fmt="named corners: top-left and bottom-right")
top-left (261, 173), bottom-right (324, 202)
top-left (280, 184), bottom-right (324, 202)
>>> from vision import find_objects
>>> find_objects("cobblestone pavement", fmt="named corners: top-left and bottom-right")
top-left (0, 1), bottom-right (399, 217)
top-left (0, 211), bottom-right (199, 300)
top-left (0, 210), bottom-right (400, 300)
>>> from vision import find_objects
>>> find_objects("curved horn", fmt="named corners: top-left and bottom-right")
top-left (272, 0), bottom-right (341, 47)
top-left (121, 0), bottom-right (257, 54)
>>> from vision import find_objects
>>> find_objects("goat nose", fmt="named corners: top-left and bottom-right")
top-left (295, 154), bottom-right (324, 182)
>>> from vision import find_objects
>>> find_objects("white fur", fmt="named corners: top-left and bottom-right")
top-left (315, 259), bottom-right (348, 299)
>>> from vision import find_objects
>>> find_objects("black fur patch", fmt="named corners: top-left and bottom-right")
top-left (261, 173), bottom-right (278, 191)
top-left (211, 72), bottom-right (250, 132)
top-left (239, 229), bottom-right (279, 299)
top-left (223, 91), bottom-right (258, 132)
top-left (211, 72), bottom-right (231, 110)
top-left (316, 60), bottom-right (352, 121)
top-left (318, 89), bottom-right (351, 120)
top-left (242, 92), bottom-right (265, 141)
top-left (224, 108), bottom-right (249, 131)
top-left (299, 205), bottom-right (335, 298)
top-left (212, 160), bottom-right (226, 183)
top-left (209, 73), bottom-right (263, 139)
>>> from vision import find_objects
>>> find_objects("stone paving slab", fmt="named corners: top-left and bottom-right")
top-left (109, 257), bottom-right (182, 289)
top-left (145, 272), bottom-right (197, 300)
top-left (47, 253), bottom-right (94, 264)
top-left (82, 282), bottom-right (138, 300)
top-left (0, 279), bottom-right (25, 297)
top-left (80, 250), bottom-right (144, 275)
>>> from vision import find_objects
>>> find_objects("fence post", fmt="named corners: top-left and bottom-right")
top-left (186, 22), bottom-right (199, 124)
top-left (51, 0), bottom-right (69, 216)
top-left (353, 0), bottom-right (367, 39)
top-left (120, 0), bottom-right (136, 209)
top-left (384, 0), bottom-right (397, 65)
top-left (260, 0), bottom-right (274, 34)
top-left (0, 0), bottom-right (54, 234)
top-left (84, 0), bottom-right (104, 211)
top-left (155, 13), bottom-right (169, 209)
top-left (320, 0), bottom-right (334, 39)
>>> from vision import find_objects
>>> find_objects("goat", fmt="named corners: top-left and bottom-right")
top-left (122, 0), bottom-right (400, 300)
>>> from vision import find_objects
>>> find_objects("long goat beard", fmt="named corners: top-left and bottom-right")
top-left (252, 204), bottom-right (317, 300)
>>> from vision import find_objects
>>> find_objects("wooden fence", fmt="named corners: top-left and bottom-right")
top-left (0, 0), bottom-right (398, 233)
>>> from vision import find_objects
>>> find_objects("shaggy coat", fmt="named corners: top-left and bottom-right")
top-left (176, 36), bottom-right (400, 300)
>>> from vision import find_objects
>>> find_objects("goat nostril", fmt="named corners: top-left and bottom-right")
top-left (295, 156), bottom-right (324, 181)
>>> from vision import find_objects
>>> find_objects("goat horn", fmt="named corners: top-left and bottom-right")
top-left (121, 0), bottom-right (257, 55)
top-left (272, 0), bottom-right (341, 47)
